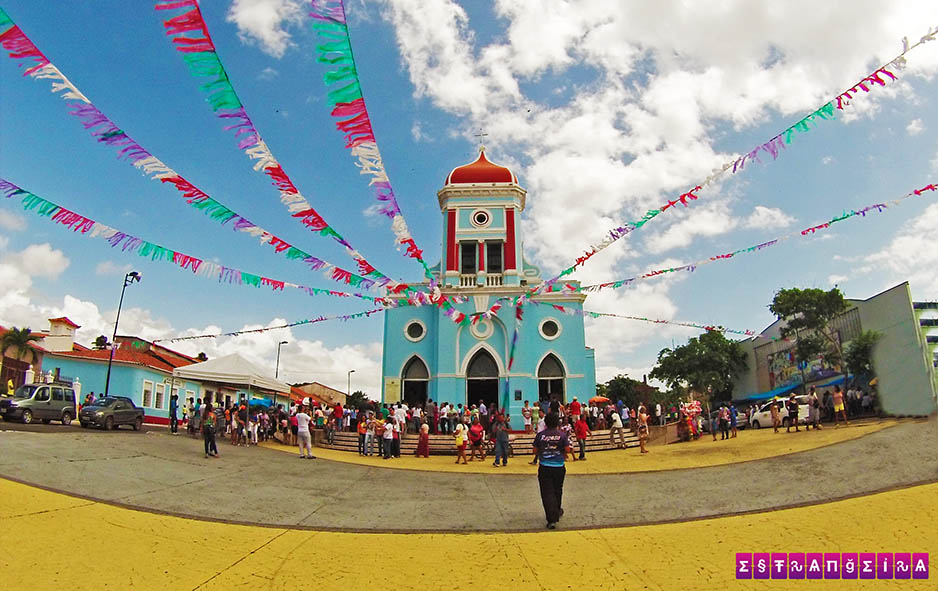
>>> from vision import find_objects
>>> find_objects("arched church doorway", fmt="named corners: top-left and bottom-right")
top-left (537, 353), bottom-right (565, 404)
top-left (466, 349), bottom-right (499, 410)
top-left (402, 356), bottom-right (429, 407)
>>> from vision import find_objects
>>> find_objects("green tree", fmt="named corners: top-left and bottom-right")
top-left (0, 327), bottom-right (42, 365)
top-left (604, 374), bottom-right (644, 407)
top-left (769, 287), bottom-right (849, 384)
top-left (196, 352), bottom-right (208, 362)
top-left (649, 330), bottom-right (748, 402)
top-left (346, 389), bottom-right (369, 409)
top-left (93, 335), bottom-right (111, 350)
top-left (844, 330), bottom-right (881, 378)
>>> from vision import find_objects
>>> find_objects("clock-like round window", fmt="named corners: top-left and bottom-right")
top-left (539, 318), bottom-right (561, 340)
top-left (405, 320), bottom-right (426, 342)
top-left (470, 318), bottom-right (493, 340)
top-left (471, 209), bottom-right (491, 228)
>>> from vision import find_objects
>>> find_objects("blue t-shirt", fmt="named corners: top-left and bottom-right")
top-left (533, 429), bottom-right (569, 467)
top-left (730, 407), bottom-right (738, 426)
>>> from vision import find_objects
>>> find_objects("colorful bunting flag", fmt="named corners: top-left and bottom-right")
top-left (153, 308), bottom-right (386, 342)
top-left (154, 1), bottom-right (424, 284)
top-left (550, 181), bottom-right (937, 295)
top-left (308, 0), bottom-right (434, 280)
top-left (0, 179), bottom-right (399, 306)
top-left (0, 9), bottom-right (394, 293)
top-left (533, 28), bottom-right (934, 294)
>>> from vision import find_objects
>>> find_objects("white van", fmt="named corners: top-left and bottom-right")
top-left (749, 395), bottom-right (812, 429)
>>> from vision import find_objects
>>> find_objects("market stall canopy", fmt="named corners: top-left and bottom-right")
top-left (735, 382), bottom-right (800, 403)
top-left (813, 374), bottom-right (850, 389)
top-left (172, 353), bottom-right (290, 394)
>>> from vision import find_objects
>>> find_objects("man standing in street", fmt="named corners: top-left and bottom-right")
top-left (169, 393), bottom-right (179, 434)
top-left (608, 408), bottom-right (626, 449)
top-left (492, 416), bottom-right (511, 467)
top-left (533, 413), bottom-right (571, 529)
top-left (730, 403), bottom-right (739, 438)
top-left (786, 394), bottom-right (800, 433)
top-left (574, 414), bottom-right (591, 460)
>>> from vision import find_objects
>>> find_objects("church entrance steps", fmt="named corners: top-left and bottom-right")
top-left (317, 428), bottom-right (641, 455)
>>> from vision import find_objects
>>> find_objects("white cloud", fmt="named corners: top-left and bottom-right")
top-left (3, 243), bottom-right (70, 280)
top-left (864, 202), bottom-right (938, 295)
top-left (0, 209), bottom-right (25, 231)
top-left (644, 203), bottom-right (738, 253)
top-left (411, 120), bottom-right (430, 142)
top-left (931, 144), bottom-right (938, 172)
top-left (94, 261), bottom-right (133, 277)
top-left (821, 155), bottom-right (835, 165)
top-left (906, 118), bottom-right (924, 135)
top-left (828, 274), bottom-right (848, 286)
top-left (227, 0), bottom-right (303, 58)
top-left (257, 66), bottom-right (279, 80)
top-left (744, 205), bottom-right (796, 230)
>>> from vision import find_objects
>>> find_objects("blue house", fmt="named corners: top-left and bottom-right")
top-left (42, 335), bottom-right (204, 424)
top-left (382, 149), bottom-right (596, 416)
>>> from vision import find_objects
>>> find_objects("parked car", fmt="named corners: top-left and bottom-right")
top-left (749, 395), bottom-right (812, 429)
top-left (79, 396), bottom-right (145, 431)
top-left (0, 383), bottom-right (77, 425)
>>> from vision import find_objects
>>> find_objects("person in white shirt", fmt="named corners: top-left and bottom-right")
top-left (295, 406), bottom-right (315, 459)
top-left (381, 417), bottom-right (394, 459)
top-left (609, 410), bottom-right (626, 448)
top-left (656, 403), bottom-right (663, 426)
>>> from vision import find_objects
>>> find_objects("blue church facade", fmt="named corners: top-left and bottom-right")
top-left (382, 149), bottom-right (596, 420)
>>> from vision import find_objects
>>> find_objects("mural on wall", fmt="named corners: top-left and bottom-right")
top-left (767, 337), bottom-right (842, 389)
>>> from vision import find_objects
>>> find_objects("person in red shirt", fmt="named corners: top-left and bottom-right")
top-left (569, 397), bottom-right (582, 422)
top-left (333, 403), bottom-right (344, 432)
top-left (574, 415), bottom-right (591, 460)
top-left (467, 417), bottom-right (486, 462)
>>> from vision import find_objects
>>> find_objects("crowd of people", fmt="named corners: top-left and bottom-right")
top-left (165, 391), bottom-right (677, 462)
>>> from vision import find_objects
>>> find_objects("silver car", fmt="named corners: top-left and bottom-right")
top-left (0, 383), bottom-right (77, 425)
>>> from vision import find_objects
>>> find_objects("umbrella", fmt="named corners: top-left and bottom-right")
top-left (589, 395), bottom-right (610, 404)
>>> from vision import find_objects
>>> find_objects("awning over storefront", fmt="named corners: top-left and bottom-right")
top-left (736, 382), bottom-right (800, 402)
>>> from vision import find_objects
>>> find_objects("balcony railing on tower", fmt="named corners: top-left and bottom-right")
top-left (458, 273), bottom-right (504, 287)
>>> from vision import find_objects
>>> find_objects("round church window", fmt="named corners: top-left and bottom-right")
top-left (539, 318), bottom-right (561, 340)
top-left (405, 320), bottom-right (426, 342)
top-left (470, 209), bottom-right (491, 228)
top-left (470, 318), bottom-right (493, 340)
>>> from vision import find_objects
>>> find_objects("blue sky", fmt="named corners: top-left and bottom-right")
top-left (1, 0), bottom-right (937, 394)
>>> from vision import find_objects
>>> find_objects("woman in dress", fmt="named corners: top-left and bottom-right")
top-left (416, 419), bottom-right (430, 458)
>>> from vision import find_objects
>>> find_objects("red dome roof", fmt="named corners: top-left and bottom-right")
top-left (445, 150), bottom-right (517, 185)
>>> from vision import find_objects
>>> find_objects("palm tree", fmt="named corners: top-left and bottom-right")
top-left (1, 327), bottom-right (42, 375)
top-left (197, 352), bottom-right (208, 362)
top-left (93, 335), bottom-right (111, 350)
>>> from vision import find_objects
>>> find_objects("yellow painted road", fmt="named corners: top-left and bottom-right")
top-left (261, 419), bottom-right (898, 474)
top-left (0, 476), bottom-right (934, 590)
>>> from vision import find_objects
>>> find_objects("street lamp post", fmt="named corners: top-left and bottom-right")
top-left (104, 271), bottom-right (141, 398)
top-left (275, 341), bottom-right (288, 379)
top-left (347, 369), bottom-right (355, 402)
